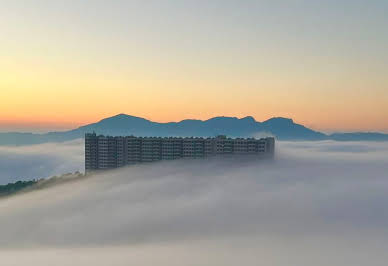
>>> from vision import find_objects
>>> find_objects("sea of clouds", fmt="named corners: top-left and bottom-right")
top-left (0, 139), bottom-right (84, 184)
top-left (0, 140), bottom-right (388, 266)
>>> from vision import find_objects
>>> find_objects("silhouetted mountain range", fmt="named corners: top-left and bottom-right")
top-left (0, 114), bottom-right (387, 145)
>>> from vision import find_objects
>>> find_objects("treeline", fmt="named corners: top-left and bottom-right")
top-left (0, 171), bottom-right (85, 198)
top-left (0, 180), bottom-right (38, 196)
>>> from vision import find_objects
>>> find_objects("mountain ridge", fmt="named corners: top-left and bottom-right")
top-left (0, 114), bottom-right (387, 145)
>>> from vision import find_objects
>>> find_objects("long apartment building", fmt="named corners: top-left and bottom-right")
top-left (85, 133), bottom-right (275, 171)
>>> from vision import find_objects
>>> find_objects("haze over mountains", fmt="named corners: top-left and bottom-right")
top-left (1, 114), bottom-right (387, 145)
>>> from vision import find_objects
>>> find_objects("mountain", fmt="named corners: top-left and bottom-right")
top-left (329, 132), bottom-right (388, 141)
top-left (0, 114), bottom-right (387, 145)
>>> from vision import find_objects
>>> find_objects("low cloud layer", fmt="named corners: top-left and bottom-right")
top-left (0, 139), bottom-right (84, 184)
top-left (0, 140), bottom-right (388, 265)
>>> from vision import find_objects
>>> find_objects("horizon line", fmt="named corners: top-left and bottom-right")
top-left (0, 113), bottom-right (388, 135)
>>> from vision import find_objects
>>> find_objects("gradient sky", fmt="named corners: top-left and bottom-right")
top-left (1, 0), bottom-right (387, 133)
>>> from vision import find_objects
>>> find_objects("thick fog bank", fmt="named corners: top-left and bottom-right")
top-left (0, 140), bottom-right (388, 266)
top-left (0, 139), bottom-right (84, 184)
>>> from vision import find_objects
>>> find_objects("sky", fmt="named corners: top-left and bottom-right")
top-left (0, 140), bottom-right (388, 265)
top-left (0, 0), bottom-right (387, 133)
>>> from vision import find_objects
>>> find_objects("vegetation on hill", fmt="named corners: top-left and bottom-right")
top-left (0, 171), bottom-right (85, 198)
top-left (0, 180), bottom-right (38, 197)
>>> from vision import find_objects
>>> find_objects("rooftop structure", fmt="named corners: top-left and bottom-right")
top-left (85, 133), bottom-right (275, 171)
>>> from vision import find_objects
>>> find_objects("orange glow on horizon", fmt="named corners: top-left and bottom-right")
top-left (1, 1), bottom-right (387, 134)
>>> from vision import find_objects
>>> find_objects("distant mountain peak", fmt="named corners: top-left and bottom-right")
top-left (241, 116), bottom-right (256, 122)
top-left (263, 117), bottom-right (294, 124)
top-left (115, 113), bottom-right (131, 118)
top-left (100, 114), bottom-right (150, 122)
top-left (205, 116), bottom-right (239, 121)
top-left (1, 113), bottom-right (387, 146)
